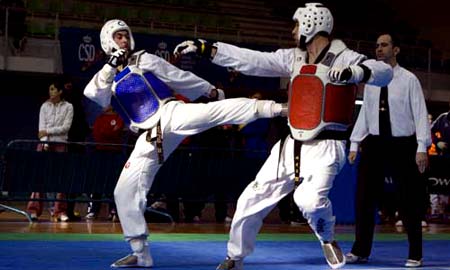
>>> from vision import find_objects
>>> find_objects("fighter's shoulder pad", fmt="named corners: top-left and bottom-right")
top-left (128, 50), bottom-right (147, 66)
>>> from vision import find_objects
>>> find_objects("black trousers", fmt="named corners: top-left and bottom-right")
top-left (351, 135), bottom-right (426, 260)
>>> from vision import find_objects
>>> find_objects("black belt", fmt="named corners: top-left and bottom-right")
top-left (276, 129), bottom-right (349, 186)
top-left (277, 135), bottom-right (303, 186)
top-left (145, 121), bottom-right (164, 164)
top-left (293, 140), bottom-right (303, 186)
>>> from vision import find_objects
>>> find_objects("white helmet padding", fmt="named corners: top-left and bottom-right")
top-left (292, 3), bottom-right (333, 45)
top-left (100, 19), bottom-right (135, 55)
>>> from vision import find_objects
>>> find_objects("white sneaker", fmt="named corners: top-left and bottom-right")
top-left (58, 213), bottom-right (69, 222)
top-left (321, 241), bottom-right (346, 269)
top-left (405, 259), bottom-right (422, 267)
top-left (85, 212), bottom-right (96, 220)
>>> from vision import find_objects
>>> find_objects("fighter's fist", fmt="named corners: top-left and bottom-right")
top-left (107, 48), bottom-right (127, 68)
top-left (174, 40), bottom-right (197, 55)
top-left (174, 39), bottom-right (211, 58)
top-left (328, 65), bottom-right (364, 84)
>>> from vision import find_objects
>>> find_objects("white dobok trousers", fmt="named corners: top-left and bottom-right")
top-left (227, 136), bottom-right (346, 260)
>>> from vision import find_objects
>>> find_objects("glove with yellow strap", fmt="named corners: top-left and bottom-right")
top-left (173, 39), bottom-right (213, 59)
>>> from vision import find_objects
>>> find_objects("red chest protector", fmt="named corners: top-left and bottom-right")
top-left (288, 41), bottom-right (357, 141)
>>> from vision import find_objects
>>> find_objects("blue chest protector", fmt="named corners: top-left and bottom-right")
top-left (111, 60), bottom-right (174, 132)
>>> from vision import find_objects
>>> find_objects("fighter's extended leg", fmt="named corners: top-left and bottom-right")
top-left (168, 98), bottom-right (284, 135)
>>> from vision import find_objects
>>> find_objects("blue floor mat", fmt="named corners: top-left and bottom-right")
top-left (0, 240), bottom-right (449, 270)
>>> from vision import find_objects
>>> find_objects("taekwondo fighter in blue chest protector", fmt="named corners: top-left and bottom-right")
top-left (84, 19), bottom-right (286, 268)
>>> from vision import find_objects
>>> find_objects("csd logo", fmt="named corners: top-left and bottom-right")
top-left (78, 35), bottom-right (96, 62)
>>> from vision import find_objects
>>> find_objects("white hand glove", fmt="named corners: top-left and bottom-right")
top-left (99, 64), bottom-right (117, 83)
top-left (174, 39), bottom-right (211, 58)
top-left (107, 48), bottom-right (127, 68)
top-left (174, 40), bottom-right (198, 56)
top-left (328, 65), bottom-right (364, 83)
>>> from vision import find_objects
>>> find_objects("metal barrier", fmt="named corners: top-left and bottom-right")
top-left (0, 139), bottom-right (129, 222)
top-left (1, 139), bottom-right (448, 225)
top-left (0, 139), bottom-right (266, 223)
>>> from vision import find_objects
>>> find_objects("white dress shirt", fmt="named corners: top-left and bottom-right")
top-left (350, 64), bottom-right (431, 153)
